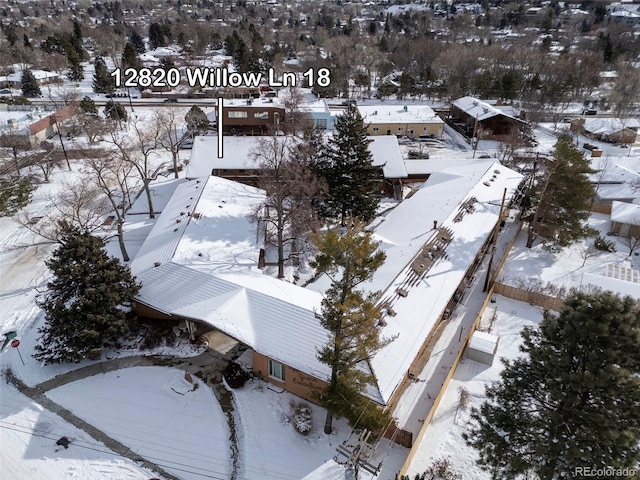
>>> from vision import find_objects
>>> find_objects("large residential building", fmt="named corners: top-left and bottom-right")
top-left (131, 162), bottom-right (523, 447)
top-left (357, 105), bottom-right (445, 138)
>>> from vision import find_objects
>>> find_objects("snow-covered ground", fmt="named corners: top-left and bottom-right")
top-left (501, 213), bottom-right (640, 300)
top-left (46, 367), bottom-right (232, 480)
top-left (1, 384), bottom-right (156, 479)
top-left (405, 296), bottom-right (545, 478)
top-left (230, 376), bottom-right (408, 480)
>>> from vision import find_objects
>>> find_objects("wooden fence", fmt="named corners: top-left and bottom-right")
top-left (493, 282), bottom-right (565, 311)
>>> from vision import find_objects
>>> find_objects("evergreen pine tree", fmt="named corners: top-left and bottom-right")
top-left (464, 291), bottom-right (640, 479)
top-left (526, 133), bottom-right (596, 248)
top-left (66, 48), bottom-right (84, 81)
top-left (104, 100), bottom-right (128, 122)
top-left (148, 22), bottom-right (166, 49)
top-left (312, 222), bottom-right (394, 434)
top-left (185, 105), bottom-right (209, 135)
top-left (315, 103), bottom-right (380, 226)
top-left (93, 60), bottom-right (114, 94)
top-left (21, 69), bottom-right (41, 97)
top-left (129, 30), bottom-right (146, 54)
top-left (34, 222), bottom-right (141, 364)
top-left (121, 42), bottom-right (141, 70)
top-left (79, 96), bottom-right (98, 115)
top-left (71, 19), bottom-right (85, 60)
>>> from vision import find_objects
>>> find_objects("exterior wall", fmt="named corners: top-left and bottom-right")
top-left (612, 221), bottom-right (640, 238)
top-left (217, 105), bottom-right (285, 134)
top-left (28, 106), bottom-right (76, 144)
top-left (252, 350), bottom-right (413, 447)
top-left (252, 351), bottom-right (328, 404)
top-left (365, 121), bottom-right (443, 138)
top-left (602, 129), bottom-right (638, 145)
top-left (133, 301), bottom-right (176, 320)
top-left (464, 347), bottom-right (496, 366)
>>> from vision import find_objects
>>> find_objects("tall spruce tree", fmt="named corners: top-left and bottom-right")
top-left (315, 103), bottom-right (380, 226)
top-left (66, 48), bottom-right (84, 81)
top-left (93, 60), bottom-right (114, 94)
top-left (464, 291), bottom-right (640, 479)
top-left (312, 222), bottom-right (394, 434)
top-left (129, 30), bottom-right (146, 54)
top-left (526, 134), bottom-right (595, 248)
top-left (21, 69), bottom-right (41, 97)
top-left (121, 42), bottom-right (141, 70)
top-left (34, 222), bottom-right (140, 364)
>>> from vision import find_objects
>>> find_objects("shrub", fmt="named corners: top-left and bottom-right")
top-left (290, 401), bottom-right (313, 435)
top-left (594, 235), bottom-right (616, 252)
top-left (223, 362), bottom-right (250, 388)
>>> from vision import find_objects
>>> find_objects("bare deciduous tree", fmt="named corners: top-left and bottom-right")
top-left (154, 108), bottom-right (183, 179)
top-left (580, 240), bottom-right (599, 267)
top-left (85, 155), bottom-right (139, 261)
top-left (0, 130), bottom-right (31, 175)
top-left (281, 87), bottom-right (312, 135)
top-left (17, 175), bottom-right (111, 242)
top-left (454, 386), bottom-right (470, 425)
top-left (251, 135), bottom-right (325, 279)
top-left (106, 116), bottom-right (165, 219)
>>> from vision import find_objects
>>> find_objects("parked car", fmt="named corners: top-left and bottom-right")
top-left (582, 109), bottom-right (597, 115)
top-left (164, 98), bottom-right (178, 103)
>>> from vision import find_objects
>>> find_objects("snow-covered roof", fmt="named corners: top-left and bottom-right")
top-left (186, 135), bottom-right (407, 179)
top-left (610, 201), bottom-right (640, 225)
top-left (452, 96), bottom-right (523, 123)
top-left (582, 118), bottom-right (640, 136)
top-left (358, 105), bottom-right (444, 126)
top-left (136, 160), bottom-right (522, 408)
top-left (365, 162), bottom-right (523, 404)
top-left (133, 175), bottom-right (334, 385)
top-left (5, 69), bottom-right (60, 82)
top-left (304, 160), bottom-right (524, 405)
top-left (591, 163), bottom-right (640, 201)
top-left (130, 176), bottom-right (267, 277)
top-left (136, 263), bottom-right (332, 382)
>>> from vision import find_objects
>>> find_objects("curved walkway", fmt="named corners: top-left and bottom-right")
top-left (6, 347), bottom-right (245, 480)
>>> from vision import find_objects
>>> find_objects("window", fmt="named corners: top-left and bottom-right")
top-left (315, 118), bottom-right (328, 130)
top-left (424, 126), bottom-right (429, 131)
top-left (398, 127), bottom-right (404, 131)
top-left (268, 359), bottom-right (285, 381)
top-left (254, 111), bottom-right (269, 119)
top-left (228, 111), bottom-right (248, 118)
top-left (372, 127), bottom-right (379, 132)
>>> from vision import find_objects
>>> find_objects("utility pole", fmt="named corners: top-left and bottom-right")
top-left (336, 430), bottom-right (382, 480)
top-left (483, 188), bottom-right (507, 292)
top-left (52, 114), bottom-right (71, 170)
top-left (472, 113), bottom-right (479, 158)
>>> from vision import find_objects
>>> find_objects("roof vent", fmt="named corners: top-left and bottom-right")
top-left (396, 288), bottom-right (408, 298)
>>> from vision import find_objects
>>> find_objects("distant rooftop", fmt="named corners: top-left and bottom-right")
top-left (358, 104), bottom-right (444, 125)
top-left (186, 135), bottom-right (408, 179)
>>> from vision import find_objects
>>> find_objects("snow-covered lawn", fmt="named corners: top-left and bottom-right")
top-left (501, 213), bottom-right (640, 300)
top-left (230, 375), bottom-right (409, 480)
top-left (0, 384), bottom-right (155, 479)
top-left (405, 296), bottom-right (545, 478)
top-left (46, 367), bottom-right (231, 480)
